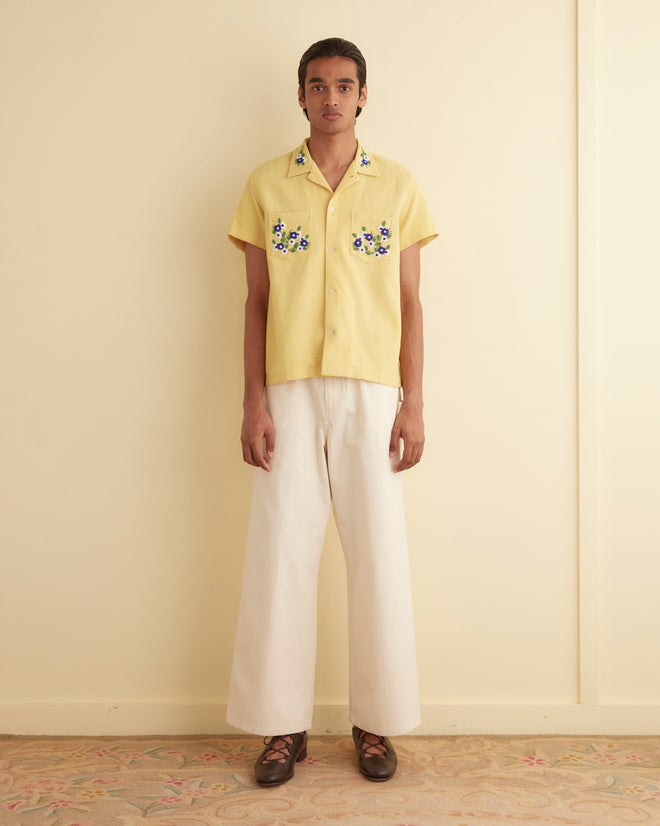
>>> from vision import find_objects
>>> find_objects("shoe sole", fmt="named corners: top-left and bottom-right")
top-left (358, 768), bottom-right (396, 782)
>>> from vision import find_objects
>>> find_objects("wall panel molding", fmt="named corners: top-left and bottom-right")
top-left (4, 703), bottom-right (660, 737)
top-left (577, 0), bottom-right (600, 707)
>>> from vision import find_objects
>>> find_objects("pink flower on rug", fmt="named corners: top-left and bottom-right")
top-left (624, 753), bottom-right (648, 762)
top-left (5, 802), bottom-right (22, 812)
top-left (593, 752), bottom-right (618, 764)
top-left (165, 750), bottom-right (184, 755)
top-left (95, 749), bottom-right (111, 757)
top-left (300, 756), bottom-right (325, 765)
top-left (523, 756), bottom-right (548, 766)
top-left (166, 778), bottom-right (190, 787)
top-left (183, 788), bottom-right (211, 800)
top-left (122, 752), bottom-right (147, 761)
top-left (159, 795), bottom-right (184, 804)
top-left (48, 799), bottom-right (75, 809)
top-left (198, 752), bottom-right (222, 762)
top-left (92, 778), bottom-right (118, 784)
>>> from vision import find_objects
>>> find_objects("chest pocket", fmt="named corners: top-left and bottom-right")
top-left (350, 211), bottom-right (393, 262)
top-left (268, 211), bottom-right (311, 261)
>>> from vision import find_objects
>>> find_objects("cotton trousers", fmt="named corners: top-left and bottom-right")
top-left (226, 377), bottom-right (420, 737)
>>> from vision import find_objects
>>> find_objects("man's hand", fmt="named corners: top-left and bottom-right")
top-left (241, 400), bottom-right (275, 471)
top-left (241, 243), bottom-right (271, 470)
top-left (389, 400), bottom-right (425, 472)
top-left (394, 242), bottom-right (425, 472)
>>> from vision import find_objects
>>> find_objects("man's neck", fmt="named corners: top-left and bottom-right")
top-left (306, 130), bottom-right (358, 171)
top-left (306, 130), bottom-right (358, 191)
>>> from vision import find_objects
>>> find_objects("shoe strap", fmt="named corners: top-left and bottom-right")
top-left (261, 734), bottom-right (300, 762)
top-left (356, 729), bottom-right (388, 758)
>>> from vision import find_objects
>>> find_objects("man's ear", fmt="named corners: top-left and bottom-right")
top-left (297, 86), bottom-right (306, 110)
top-left (359, 83), bottom-right (368, 109)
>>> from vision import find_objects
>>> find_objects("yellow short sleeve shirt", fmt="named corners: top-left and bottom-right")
top-left (228, 140), bottom-right (437, 388)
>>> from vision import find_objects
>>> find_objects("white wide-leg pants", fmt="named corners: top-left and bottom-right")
top-left (226, 377), bottom-right (420, 737)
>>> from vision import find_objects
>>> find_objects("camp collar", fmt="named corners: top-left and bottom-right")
top-left (287, 139), bottom-right (380, 179)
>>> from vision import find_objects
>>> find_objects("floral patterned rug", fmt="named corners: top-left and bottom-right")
top-left (2, 734), bottom-right (660, 825)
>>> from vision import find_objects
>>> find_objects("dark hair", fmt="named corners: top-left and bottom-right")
top-left (298, 37), bottom-right (367, 120)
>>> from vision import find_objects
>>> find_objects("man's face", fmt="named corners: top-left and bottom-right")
top-left (298, 56), bottom-right (367, 134)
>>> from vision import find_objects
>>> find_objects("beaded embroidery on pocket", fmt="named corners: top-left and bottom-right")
top-left (271, 216), bottom-right (310, 256)
top-left (351, 218), bottom-right (392, 259)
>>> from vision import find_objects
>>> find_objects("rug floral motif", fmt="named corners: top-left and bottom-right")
top-left (2, 734), bottom-right (660, 825)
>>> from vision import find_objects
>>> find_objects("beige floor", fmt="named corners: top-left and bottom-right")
top-left (2, 733), bottom-right (660, 825)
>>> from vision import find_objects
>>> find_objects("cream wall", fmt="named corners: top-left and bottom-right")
top-left (1, 0), bottom-right (657, 736)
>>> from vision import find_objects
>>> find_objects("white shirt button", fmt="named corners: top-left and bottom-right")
top-left (328, 288), bottom-right (334, 294)
top-left (328, 329), bottom-right (334, 335)
top-left (330, 206), bottom-right (336, 212)
top-left (328, 247), bottom-right (334, 252)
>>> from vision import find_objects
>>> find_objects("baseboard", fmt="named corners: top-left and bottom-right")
top-left (2, 702), bottom-right (660, 736)
top-left (419, 704), bottom-right (660, 736)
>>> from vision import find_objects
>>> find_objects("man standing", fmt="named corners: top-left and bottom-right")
top-left (227, 37), bottom-right (437, 787)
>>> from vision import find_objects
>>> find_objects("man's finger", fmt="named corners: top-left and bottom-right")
top-left (393, 437), bottom-right (424, 472)
top-left (389, 424), bottom-right (401, 457)
top-left (265, 425), bottom-right (275, 458)
top-left (393, 440), bottom-right (411, 472)
top-left (252, 439), bottom-right (271, 471)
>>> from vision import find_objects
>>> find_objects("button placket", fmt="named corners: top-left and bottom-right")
top-left (324, 198), bottom-right (339, 346)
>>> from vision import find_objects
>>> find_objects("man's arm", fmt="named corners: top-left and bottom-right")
top-left (390, 242), bottom-right (425, 472)
top-left (240, 243), bottom-right (274, 471)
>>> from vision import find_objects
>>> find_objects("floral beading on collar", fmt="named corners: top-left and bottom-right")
top-left (294, 146), bottom-right (307, 166)
top-left (359, 148), bottom-right (371, 168)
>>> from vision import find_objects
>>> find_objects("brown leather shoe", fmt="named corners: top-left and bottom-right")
top-left (254, 731), bottom-right (307, 787)
top-left (352, 726), bottom-right (397, 781)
